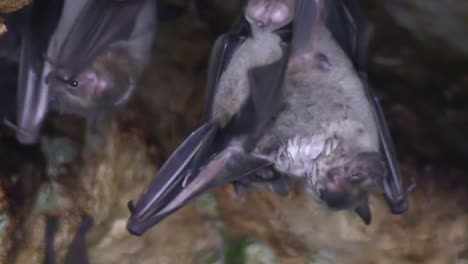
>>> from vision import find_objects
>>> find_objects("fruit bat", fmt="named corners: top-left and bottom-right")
top-left (127, 0), bottom-right (414, 236)
top-left (13, 0), bottom-right (156, 144)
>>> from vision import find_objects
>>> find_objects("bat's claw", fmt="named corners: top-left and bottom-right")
top-left (385, 182), bottom-right (416, 214)
top-left (127, 200), bottom-right (135, 212)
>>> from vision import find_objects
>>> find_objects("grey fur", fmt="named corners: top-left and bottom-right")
top-left (255, 25), bottom-right (380, 210)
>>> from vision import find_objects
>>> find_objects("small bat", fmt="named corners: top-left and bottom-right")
top-left (127, 0), bottom-right (414, 236)
top-left (44, 214), bottom-right (94, 264)
top-left (14, 0), bottom-right (156, 144)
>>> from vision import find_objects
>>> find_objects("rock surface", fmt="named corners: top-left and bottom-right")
top-left (377, 0), bottom-right (468, 60)
top-left (0, 0), bottom-right (30, 13)
top-left (0, 0), bottom-right (30, 35)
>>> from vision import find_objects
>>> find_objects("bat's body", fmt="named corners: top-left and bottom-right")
top-left (16, 0), bottom-right (156, 144)
top-left (128, 0), bottom-right (296, 235)
top-left (254, 23), bottom-right (380, 214)
top-left (127, 0), bottom-right (413, 236)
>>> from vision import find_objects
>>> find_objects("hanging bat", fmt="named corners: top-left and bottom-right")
top-left (127, 0), bottom-right (414, 236)
top-left (14, 0), bottom-right (156, 144)
top-left (127, 0), bottom-right (300, 236)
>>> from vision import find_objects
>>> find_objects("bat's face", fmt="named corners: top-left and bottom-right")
top-left (315, 152), bottom-right (384, 210)
top-left (47, 66), bottom-right (116, 116)
top-left (245, 0), bottom-right (294, 30)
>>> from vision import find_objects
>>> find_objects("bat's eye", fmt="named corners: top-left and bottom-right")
top-left (69, 80), bottom-right (79, 88)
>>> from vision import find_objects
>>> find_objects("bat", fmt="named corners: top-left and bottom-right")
top-left (127, 0), bottom-right (300, 236)
top-left (127, 0), bottom-right (414, 236)
top-left (13, 0), bottom-right (156, 144)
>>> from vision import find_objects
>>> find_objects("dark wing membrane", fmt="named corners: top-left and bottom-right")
top-left (358, 71), bottom-right (413, 213)
top-left (16, 0), bottom-right (63, 144)
top-left (292, 0), bottom-right (319, 52)
top-left (130, 148), bottom-right (272, 235)
top-left (325, 0), bottom-right (356, 63)
top-left (127, 122), bottom-right (218, 236)
top-left (16, 26), bottom-right (49, 144)
top-left (231, 47), bottom-right (290, 151)
top-left (323, 0), bottom-right (371, 71)
top-left (334, 0), bottom-right (413, 213)
top-left (201, 15), bottom-right (250, 122)
top-left (28, 0), bottom-right (64, 69)
top-left (369, 87), bottom-right (414, 214)
top-left (57, 0), bottom-right (148, 75)
top-left (338, 0), bottom-right (372, 71)
top-left (156, 152), bottom-right (273, 216)
top-left (144, 49), bottom-right (293, 229)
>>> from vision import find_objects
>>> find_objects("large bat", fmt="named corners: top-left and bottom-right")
top-left (14, 0), bottom-right (156, 144)
top-left (127, 0), bottom-right (414, 236)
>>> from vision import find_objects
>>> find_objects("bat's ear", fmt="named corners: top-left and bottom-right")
top-left (245, 0), bottom-right (295, 30)
top-left (354, 196), bottom-right (371, 225)
top-left (233, 182), bottom-right (248, 199)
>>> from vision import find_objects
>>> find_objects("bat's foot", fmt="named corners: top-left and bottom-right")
top-left (245, 0), bottom-right (295, 30)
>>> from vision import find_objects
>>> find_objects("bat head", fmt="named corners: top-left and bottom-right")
top-left (245, 0), bottom-right (295, 31)
top-left (316, 152), bottom-right (385, 211)
top-left (47, 64), bottom-right (121, 117)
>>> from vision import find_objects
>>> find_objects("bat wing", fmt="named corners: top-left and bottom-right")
top-left (57, 0), bottom-right (148, 76)
top-left (128, 145), bottom-right (273, 235)
top-left (293, 0), bottom-right (371, 71)
top-left (127, 122), bottom-right (219, 235)
top-left (128, 1), bottom-right (307, 234)
top-left (128, 19), bottom-right (293, 237)
top-left (368, 87), bottom-right (415, 214)
top-left (322, 0), bottom-right (371, 71)
top-left (201, 15), bottom-right (251, 122)
top-left (337, 0), bottom-right (371, 71)
top-left (229, 48), bottom-right (290, 150)
top-left (298, 0), bottom-right (413, 214)
top-left (15, 0), bottom-right (64, 144)
top-left (134, 27), bottom-right (292, 232)
top-left (127, 16), bottom-right (251, 236)
top-left (330, 0), bottom-right (415, 213)
top-left (292, 0), bottom-right (319, 52)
